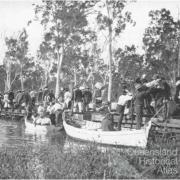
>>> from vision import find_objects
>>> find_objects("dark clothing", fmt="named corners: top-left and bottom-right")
top-left (101, 118), bottom-right (114, 131)
top-left (95, 89), bottom-right (101, 98)
top-left (38, 91), bottom-right (43, 102)
top-left (32, 97), bottom-right (36, 106)
top-left (82, 90), bottom-right (92, 111)
top-left (48, 92), bottom-right (55, 102)
top-left (116, 104), bottom-right (125, 130)
top-left (8, 91), bottom-right (14, 101)
top-left (43, 89), bottom-right (49, 101)
top-left (135, 105), bottom-right (143, 129)
top-left (174, 84), bottom-right (180, 104)
top-left (73, 89), bottom-right (83, 102)
top-left (83, 90), bottom-right (92, 105)
top-left (55, 110), bottom-right (63, 125)
top-left (134, 88), bottom-right (152, 129)
top-left (135, 88), bottom-right (152, 106)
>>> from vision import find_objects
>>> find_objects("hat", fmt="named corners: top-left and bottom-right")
top-left (79, 84), bottom-right (89, 90)
top-left (95, 82), bottom-right (103, 89)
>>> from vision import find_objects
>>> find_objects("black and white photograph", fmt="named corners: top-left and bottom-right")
top-left (0, 0), bottom-right (180, 179)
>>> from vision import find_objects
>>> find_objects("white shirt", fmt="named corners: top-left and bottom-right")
top-left (145, 79), bottom-right (160, 87)
top-left (47, 103), bottom-right (64, 114)
top-left (64, 91), bottom-right (72, 100)
top-left (52, 103), bottom-right (64, 112)
top-left (118, 94), bottom-right (132, 106)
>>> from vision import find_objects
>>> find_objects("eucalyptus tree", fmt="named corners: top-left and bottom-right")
top-left (4, 29), bottom-right (29, 91)
top-left (143, 8), bottom-right (180, 83)
top-left (34, 0), bottom-right (97, 98)
top-left (96, 0), bottom-right (135, 102)
top-left (37, 40), bottom-right (55, 87)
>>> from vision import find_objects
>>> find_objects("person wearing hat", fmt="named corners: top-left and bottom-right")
top-left (117, 89), bottom-right (132, 130)
top-left (64, 88), bottom-right (72, 110)
top-left (134, 83), bottom-right (153, 129)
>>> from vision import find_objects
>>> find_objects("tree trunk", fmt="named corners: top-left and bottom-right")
top-left (5, 60), bottom-right (11, 91)
top-left (44, 70), bottom-right (49, 87)
top-left (20, 64), bottom-right (24, 91)
top-left (55, 46), bottom-right (64, 99)
top-left (107, 0), bottom-right (112, 103)
top-left (74, 68), bottom-right (77, 86)
top-left (178, 38), bottom-right (180, 77)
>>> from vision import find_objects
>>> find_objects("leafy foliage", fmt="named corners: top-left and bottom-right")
top-left (143, 9), bottom-right (180, 82)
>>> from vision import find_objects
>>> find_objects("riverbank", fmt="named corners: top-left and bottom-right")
top-left (0, 142), bottom-right (179, 179)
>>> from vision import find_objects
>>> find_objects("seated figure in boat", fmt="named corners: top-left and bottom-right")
top-left (101, 113), bottom-right (114, 131)
top-left (72, 86), bottom-right (83, 113)
top-left (117, 88), bottom-right (132, 130)
top-left (33, 106), bottom-right (51, 125)
top-left (47, 97), bottom-right (64, 126)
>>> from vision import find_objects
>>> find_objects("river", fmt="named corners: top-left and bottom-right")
top-left (0, 119), bottom-right (67, 147)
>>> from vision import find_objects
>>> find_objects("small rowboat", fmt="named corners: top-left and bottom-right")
top-left (25, 117), bottom-right (63, 135)
top-left (63, 118), bottom-right (152, 148)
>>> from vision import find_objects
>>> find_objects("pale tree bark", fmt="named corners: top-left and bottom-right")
top-left (106, 0), bottom-right (113, 102)
top-left (44, 69), bottom-right (49, 87)
top-left (20, 64), bottom-right (24, 91)
top-left (74, 68), bottom-right (77, 87)
top-left (5, 60), bottom-right (11, 91)
top-left (55, 46), bottom-right (64, 99)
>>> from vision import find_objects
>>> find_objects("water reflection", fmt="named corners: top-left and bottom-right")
top-left (0, 119), bottom-right (66, 147)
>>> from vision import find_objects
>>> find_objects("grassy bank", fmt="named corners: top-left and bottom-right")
top-left (0, 142), bottom-right (179, 179)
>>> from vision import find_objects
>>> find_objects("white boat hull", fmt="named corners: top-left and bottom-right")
top-left (25, 119), bottom-right (63, 134)
top-left (63, 120), bottom-right (152, 148)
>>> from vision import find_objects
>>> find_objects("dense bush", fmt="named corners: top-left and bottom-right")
top-left (0, 142), bottom-right (179, 179)
top-left (0, 143), bottom-right (140, 179)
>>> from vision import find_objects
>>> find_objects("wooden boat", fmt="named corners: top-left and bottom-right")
top-left (63, 116), bottom-right (152, 148)
top-left (25, 117), bottom-right (63, 134)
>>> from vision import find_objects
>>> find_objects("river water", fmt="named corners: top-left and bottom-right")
top-left (0, 119), bottom-right (67, 148)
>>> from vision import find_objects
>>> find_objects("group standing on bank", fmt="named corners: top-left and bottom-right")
top-left (0, 74), bottom-right (180, 131)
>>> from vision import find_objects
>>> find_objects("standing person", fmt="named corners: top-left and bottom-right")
top-left (48, 97), bottom-right (64, 126)
top-left (48, 90), bottom-right (55, 103)
top-left (82, 87), bottom-right (92, 112)
top-left (8, 90), bottom-right (14, 110)
top-left (3, 92), bottom-right (10, 111)
top-left (94, 82), bottom-right (104, 106)
top-left (134, 83), bottom-right (152, 130)
top-left (0, 92), bottom-right (3, 110)
top-left (64, 88), bottom-right (72, 110)
top-left (42, 86), bottom-right (49, 101)
top-left (174, 77), bottom-right (180, 104)
top-left (117, 89), bottom-right (132, 130)
top-left (42, 86), bottom-right (50, 107)
top-left (72, 86), bottom-right (83, 112)
top-left (37, 89), bottom-right (43, 104)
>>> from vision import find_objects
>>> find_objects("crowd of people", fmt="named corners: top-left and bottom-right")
top-left (1, 74), bottom-right (180, 130)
